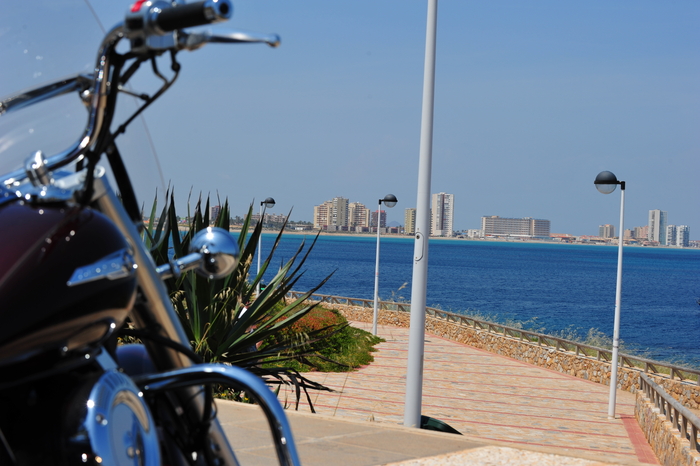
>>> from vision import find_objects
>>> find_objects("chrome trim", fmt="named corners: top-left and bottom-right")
top-left (135, 364), bottom-right (301, 466)
top-left (84, 370), bottom-right (161, 466)
top-left (24, 151), bottom-right (52, 186)
top-left (0, 74), bottom-right (91, 116)
top-left (156, 227), bottom-right (239, 280)
top-left (203, 0), bottom-right (233, 21)
top-left (10, 165), bottom-right (105, 205)
top-left (19, 185), bottom-right (74, 204)
top-left (179, 29), bottom-right (280, 50)
top-left (52, 165), bottom-right (103, 193)
top-left (67, 249), bottom-right (137, 287)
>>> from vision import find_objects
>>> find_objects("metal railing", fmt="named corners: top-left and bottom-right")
top-left (640, 373), bottom-right (700, 452)
top-left (288, 292), bottom-right (700, 385)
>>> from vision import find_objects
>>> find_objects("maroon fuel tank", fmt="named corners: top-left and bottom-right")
top-left (0, 200), bottom-right (137, 363)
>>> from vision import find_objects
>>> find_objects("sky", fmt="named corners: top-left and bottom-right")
top-left (1, 1), bottom-right (698, 237)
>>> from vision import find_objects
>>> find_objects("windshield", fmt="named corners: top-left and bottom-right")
top-left (0, 0), bottom-right (165, 202)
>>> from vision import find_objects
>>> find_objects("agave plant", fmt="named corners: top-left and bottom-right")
top-left (143, 189), bottom-right (339, 410)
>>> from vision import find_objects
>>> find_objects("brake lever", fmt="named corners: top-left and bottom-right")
top-left (178, 29), bottom-right (281, 51)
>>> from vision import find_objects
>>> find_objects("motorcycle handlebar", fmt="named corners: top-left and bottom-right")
top-left (155, 0), bottom-right (232, 32)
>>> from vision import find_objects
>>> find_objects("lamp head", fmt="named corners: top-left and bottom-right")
top-left (594, 171), bottom-right (619, 194)
top-left (261, 197), bottom-right (276, 208)
top-left (381, 194), bottom-right (398, 208)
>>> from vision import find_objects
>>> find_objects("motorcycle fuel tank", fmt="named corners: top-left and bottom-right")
top-left (0, 200), bottom-right (137, 364)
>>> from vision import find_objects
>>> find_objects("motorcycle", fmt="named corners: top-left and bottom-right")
top-left (0, 1), bottom-right (300, 464)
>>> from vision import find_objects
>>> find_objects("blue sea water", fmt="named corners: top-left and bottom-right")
top-left (258, 233), bottom-right (700, 368)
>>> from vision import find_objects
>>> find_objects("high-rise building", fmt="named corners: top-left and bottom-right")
top-left (404, 208), bottom-right (416, 235)
top-left (634, 225), bottom-right (648, 240)
top-left (648, 210), bottom-right (668, 245)
top-left (677, 225), bottom-right (690, 247)
top-left (210, 205), bottom-right (221, 223)
top-left (370, 210), bottom-right (387, 229)
top-left (348, 202), bottom-right (370, 228)
top-left (331, 197), bottom-right (349, 228)
top-left (314, 197), bottom-right (350, 229)
top-left (430, 193), bottom-right (454, 237)
top-left (599, 224), bottom-right (615, 238)
top-left (313, 201), bottom-right (333, 229)
top-left (666, 225), bottom-right (678, 246)
top-left (481, 216), bottom-right (550, 237)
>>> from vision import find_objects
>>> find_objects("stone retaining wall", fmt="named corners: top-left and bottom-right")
top-left (327, 304), bottom-right (700, 410)
top-left (635, 391), bottom-right (700, 466)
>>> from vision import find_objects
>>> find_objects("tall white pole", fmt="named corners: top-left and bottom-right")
top-left (608, 184), bottom-right (625, 418)
top-left (404, 0), bottom-right (438, 428)
top-left (256, 203), bottom-right (263, 297)
top-left (372, 202), bottom-right (382, 336)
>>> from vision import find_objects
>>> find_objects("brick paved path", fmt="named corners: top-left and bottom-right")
top-left (278, 322), bottom-right (658, 465)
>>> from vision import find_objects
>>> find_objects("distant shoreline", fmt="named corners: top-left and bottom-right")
top-left (210, 227), bottom-right (696, 249)
top-left (173, 225), bottom-right (696, 249)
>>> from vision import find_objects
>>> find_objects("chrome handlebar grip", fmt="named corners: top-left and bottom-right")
top-left (154, 0), bottom-right (232, 32)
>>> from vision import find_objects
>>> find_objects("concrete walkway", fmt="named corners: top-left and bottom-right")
top-left (218, 401), bottom-right (621, 465)
top-left (217, 321), bottom-right (659, 465)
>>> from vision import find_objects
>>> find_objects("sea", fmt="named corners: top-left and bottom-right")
top-left (256, 233), bottom-right (700, 369)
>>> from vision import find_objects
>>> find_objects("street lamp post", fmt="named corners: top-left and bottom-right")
top-left (404, 0), bottom-right (438, 429)
top-left (594, 171), bottom-right (625, 419)
top-left (257, 197), bottom-right (276, 297)
top-left (372, 194), bottom-right (398, 336)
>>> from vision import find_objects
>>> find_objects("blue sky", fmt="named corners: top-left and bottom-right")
top-left (2, 1), bottom-right (698, 237)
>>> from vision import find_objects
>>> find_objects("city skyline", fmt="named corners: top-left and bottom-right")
top-left (260, 201), bottom-right (691, 239)
top-left (214, 201), bottom-right (694, 245)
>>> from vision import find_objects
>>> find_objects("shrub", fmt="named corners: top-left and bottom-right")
top-left (263, 306), bottom-right (383, 372)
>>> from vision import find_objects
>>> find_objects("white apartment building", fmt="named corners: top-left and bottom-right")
top-left (430, 192), bottom-right (454, 237)
top-left (481, 216), bottom-right (551, 237)
top-left (648, 209), bottom-right (668, 245)
top-left (466, 229), bottom-right (483, 238)
top-left (666, 224), bottom-right (678, 246)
